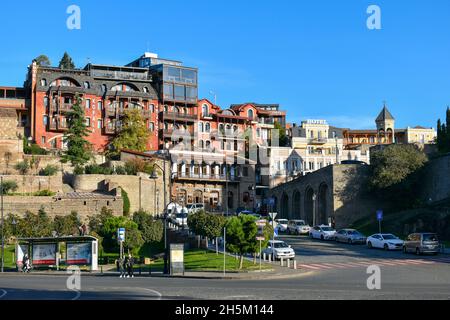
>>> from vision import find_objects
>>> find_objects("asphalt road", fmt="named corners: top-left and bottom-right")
top-left (0, 236), bottom-right (449, 300)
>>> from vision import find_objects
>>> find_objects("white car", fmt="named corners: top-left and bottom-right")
top-left (262, 240), bottom-right (295, 260)
top-left (287, 220), bottom-right (311, 235)
top-left (174, 213), bottom-right (188, 226)
top-left (275, 219), bottom-right (289, 232)
top-left (366, 233), bottom-right (404, 250)
top-left (309, 225), bottom-right (336, 240)
top-left (186, 203), bottom-right (204, 214)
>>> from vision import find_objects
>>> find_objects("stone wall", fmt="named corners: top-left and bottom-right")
top-left (2, 193), bottom-right (123, 220)
top-left (268, 164), bottom-right (381, 229)
top-left (421, 154), bottom-right (450, 203)
top-left (1, 173), bottom-right (63, 193)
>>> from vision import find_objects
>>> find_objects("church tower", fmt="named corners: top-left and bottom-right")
top-left (375, 104), bottom-right (395, 143)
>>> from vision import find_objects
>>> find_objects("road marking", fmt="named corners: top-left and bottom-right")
top-left (298, 264), bottom-right (322, 270)
top-left (0, 289), bottom-right (7, 299)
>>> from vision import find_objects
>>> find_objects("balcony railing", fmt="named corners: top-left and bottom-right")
top-left (175, 173), bottom-right (240, 182)
top-left (162, 111), bottom-right (197, 122)
top-left (49, 120), bottom-right (68, 131)
top-left (105, 125), bottom-right (116, 134)
top-left (308, 138), bottom-right (328, 145)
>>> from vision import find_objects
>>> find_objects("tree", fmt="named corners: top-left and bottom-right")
top-left (437, 107), bottom-right (450, 153)
top-left (18, 208), bottom-right (53, 238)
top-left (58, 52), bottom-right (75, 69)
top-left (225, 215), bottom-right (271, 269)
top-left (274, 121), bottom-right (289, 147)
top-left (61, 94), bottom-right (92, 166)
top-left (14, 160), bottom-right (29, 175)
top-left (0, 180), bottom-right (18, 195)
top-left (34, 55), bottom-right (51, 67)
top-left (100, 216), bottom-right (143, 254)
top-left (88, 207), bottom-right (114, 234)
top-left (132, 210), bottom-right (164, 243)
top-left (53, 211), bottom-right (80, 236)
top-left (370, 144), bottom-right (428, 189)
top-left (108, 109), bottom-right (149, 158)
top-left (121, 188), bottom-right (130, 216)
top-left (39, 164), bottom-right (59, 176)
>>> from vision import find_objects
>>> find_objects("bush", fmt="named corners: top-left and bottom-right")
top-left (124, 158), bottom-right (155, 176)
top-left (114, 166), bottom-right (127, 175)
top-left (15, 160), bottom-right (30, 175)
top-left (39, 164), bottom-right (59, 176)
top-left (24, 143), bottom-right (48, 155)
top-left (33, 190), bottom-right (56, 196)
top-left (84, 164), bottom-right (113, 175)
top-left (0, 180), bottom-right (18, 195)
top-left (74, 165), bottom-right (84, 175)
top-left (133, 210), bottom-right (163, 243)
top-left (122, 188), bottom-right (130, 216)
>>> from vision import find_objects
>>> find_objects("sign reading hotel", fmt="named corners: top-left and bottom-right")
top-left (32, 244), bottom-right (57, 265)
top-left (67, 242), bottom-right (92, 265)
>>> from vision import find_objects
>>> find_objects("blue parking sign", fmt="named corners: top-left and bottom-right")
top-left (376, 210), bottom-right (383, 221)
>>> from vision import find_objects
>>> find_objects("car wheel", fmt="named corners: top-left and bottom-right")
top-left (384, 244), bottom-right (389, 251)
top-left (320, 235), bottom-right (324, 241)
top-left (416, 248), bottom-right (421, 256)
top-left (368, 242), bottom-right (373, 249)
top-left (403, 246), bottom-right (407, 254)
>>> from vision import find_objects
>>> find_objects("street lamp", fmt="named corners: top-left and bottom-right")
top-left (333, 131), bottom-right (339, 165)
top-left (312, 192), bottom-right (317, 227)
top-left (11, 217), bottom-right (17, 236)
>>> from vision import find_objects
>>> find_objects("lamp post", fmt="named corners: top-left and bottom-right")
top-left (11, 217), bottom-right (17, 236)
top-left (333, 131), bottom-right (339, 165)
top-left (312, 192), bottom-right (317, 227)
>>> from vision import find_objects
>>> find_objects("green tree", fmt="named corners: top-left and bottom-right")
top-left (61, 94), bottom-right (92, 166)
top-left (437, 107), bottom-right (450, 153)
top-left (121, 188), bottom-right (130, 216)
top-left (274, 121), bottom-right (289, 147)
top-left (53, 211), bottom-right (80, 236)
top-left (133, 210), bottom-right (163, 243)
top-left (58, 52), bottom-right (75, 69)
top-left (88, 207), bottom-right (114, 234)
top-left (108, 109), bottom-right (149, 158)
top-left (187, 210), bottom-right (209, 237)
top-left (18, 208), bottom-right (53, 238)
top-left (15, 160), bottom-right (29, 175)
top-left (34, 55), bottom-right (51, 67)
top-left (39, 164), bottom-right (59, 176)
top-left (101, 216), bottom-right (142, 254)
top-left (226, 215), bottom-right (270, 269)
top-left (0, 180), bottom-right (18, 194)
top-left (370, 144), bottom-right (428, 189)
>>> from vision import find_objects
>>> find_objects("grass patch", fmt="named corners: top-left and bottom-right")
top-left (1, 245), bottom-right (16, 270)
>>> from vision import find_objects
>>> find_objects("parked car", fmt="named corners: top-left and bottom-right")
top-left (366, 233), bottom-right (403, 250)
top-left (287, 220), bottom-right (311, 235)
top-left (335, 229), bottom-right (366, 244)
top-left (166, 203), bottom-right (187, 217)
top-left (309, 225), bottom-right (336, 240)
top-left (186, 203), bottom-right (205, 214)
top-left (262, 240), bottom-right (295, 260)
top-left (275, 219), bottom-right (289, 232)
top-left (403, 233), bottom-right (440, 255)
top-left (174, 213), bottom-right (188, 226)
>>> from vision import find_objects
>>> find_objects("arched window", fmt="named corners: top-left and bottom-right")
top-left (149, 122), bottom-right (155, 131)
top-left (40, 79), bottom-right (47, 86)
top-left (205, 123), bottom-right (211, 133)
top-left (219, 124), bottom-right (224, 133)
top-left (102, 84), bottom-right (107, 93)
top-left (84, 81), bottom-right (90, 89)
top-left (199, 140), bottom-right (204, 149)
top-left (247, 109), bottom-right (254, 120)
top-left (205, 140), bottom-right (211, 148)
top-left (198, 122), bottom-right (204, 132)
top-left (202, 104), bottom-right (209, 117)
top-left (149, 104), bottom-right (155, 113)
top-left (143, 86), bottom-right (149, 93)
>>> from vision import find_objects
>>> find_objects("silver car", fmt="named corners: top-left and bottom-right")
top-left (335, 229), bottom-right (366, 244)
top-left (403, 233), bottom-right (440, 255)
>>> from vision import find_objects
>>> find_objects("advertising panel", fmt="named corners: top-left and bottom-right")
top-left (32, 244), bottom-right (57, 265)
top-left (67, 242), bottom-right (92, 265)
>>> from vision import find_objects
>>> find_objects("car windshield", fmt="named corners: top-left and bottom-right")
top-left (382, 234), bottom-right (396, 240)
top-left (321, 227), bottom-right (334, 231)
top-left (278, 220), bottom-right (288, 223)
top-left (273, 242), bottom-right (289, 248)
top-left (176, 214), bottom-right (187, 219)
top-left (348, 230), bottom-right (361, 235)
top-left (187, 205), bottom-right (193, 209)
top-left (423, 234), bottom-right (438, 242)
top-left (296, 222), bottom-right (305, 226)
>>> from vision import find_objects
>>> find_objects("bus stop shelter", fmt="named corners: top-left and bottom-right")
top-left (16, 236), bottom-right (98, 271)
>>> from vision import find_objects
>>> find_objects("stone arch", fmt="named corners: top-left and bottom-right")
top-left (193, 190), bottom-right (203, 204)
top-left (292, 189), bottom-right (301, 219)
top-left (318, 183), bottom-right (330, 225)
top-left (304, 187), bottom-right (315, 226)
top-left (281, 192), bottom-right (289, 219)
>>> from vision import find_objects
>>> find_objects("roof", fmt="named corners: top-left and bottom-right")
top-left (18, 236), bottom-right (98, 243)
top-left (0, 108), bottom-right (18, 117)
top-left (59, 192), bottom-right (117, 200)
top-left (376, 106), bottom-right (395, 122)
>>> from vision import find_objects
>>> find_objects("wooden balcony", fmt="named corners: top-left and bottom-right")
top-left (162, 111), bottom-right (197, 122)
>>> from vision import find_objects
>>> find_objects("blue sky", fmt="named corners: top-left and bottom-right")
top-left (1, 0), bottom-right (449, 129)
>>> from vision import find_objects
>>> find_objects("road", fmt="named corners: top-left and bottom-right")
top-left (0, 236), bottom-right (449, 300)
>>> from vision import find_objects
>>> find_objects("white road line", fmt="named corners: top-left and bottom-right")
top-left (309, 264), bottom-right (334, 269)
top-left (322, 263), bottom-right (347, 269)
top-left (0, 289), bottom-right (7, 299)
top-left (403, 259), bottom-right (434, 265)
top-left (345, 262), bottom-right (367, 267)
top-left (298, 264), bottom-right (322, 270)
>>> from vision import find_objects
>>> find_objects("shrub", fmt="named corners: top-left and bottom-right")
top-left (124, 158), bottom-right (155, 176)
top-left (84, 164), bottom-right (113, 175)
top-left (15, 160), bottom-right (30, 175)
top-left (33, 190), bottom-right (56, 196)
top-left (0, 180), bottom-right (18, 195)
top-left (24, 143), bottom-right (48, 155)
top-left (114, 166), bottom-right (127, 175)
top-left (74, 165), bottom-right (85, 175)
top-left (39, 164), bottom-right (59, 176)
top-left (121, 188), bottom-right (130, 216)
top-left (133, 210), bottom-right (163, 243)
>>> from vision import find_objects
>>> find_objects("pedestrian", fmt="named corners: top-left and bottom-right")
top-left (127, 253), bottom-right (134, 278)
top-left (121, 256), bottom-right (128, 278)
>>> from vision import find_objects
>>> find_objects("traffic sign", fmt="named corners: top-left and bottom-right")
top-left (256, 219), bottom-right (267, 227)
top-left (269, 212), bottom-right (277, 220)
top-left (376, 210), bottom-right (383, 221)
top-left (117, 228), bottom-right (125, 242)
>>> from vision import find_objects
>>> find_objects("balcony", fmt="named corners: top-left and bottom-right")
top-left (59, 103), bottom-right (73, 113)
top-left (105, 125), bottom-right (116, 135)
top-left (308, 138), bottom-right (328, 145)
top-left (105, 107), bottom-right (151, 119)
top-left (160, 128), bottom-right (194, 140)
top-left (175, 173), bottom-right (240, 183)
top-left (48, 120), bottom-right (68, 132)
top-left (162, 111), bottom-right (197, 122)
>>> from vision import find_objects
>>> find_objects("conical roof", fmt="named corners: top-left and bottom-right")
top-left (376, 106), bottom-right (395, 122)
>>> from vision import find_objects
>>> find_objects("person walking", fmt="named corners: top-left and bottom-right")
top-left (121, 256), bottom-right (128, 278)
top-left (127, 253), bottom-right (134, 278)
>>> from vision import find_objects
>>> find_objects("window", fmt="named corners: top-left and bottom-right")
top-left (43, 115), bottom-right (48, 126)
top-left (41, 136), bottom-right (46, 145)
top-left (149, 122), bottom-right (155, 131)
top-left (97, 101), bottom-right (103, 110)
top-left (205, 123), bottom-right (211, 133)
top-left (50, 139), bottom-right (57, 149)
top-left (40, 79), bottom-right (47, 86)
top-left (256, 128), bottom-right (261, 138)
top-left (85, 117), bottom-right (91, 127)
top-left (143, 86), bottom-right (149, 93)
top-left (44, 97), bottom-right (49, 107)
top-left (243, 167), bottom-right (249, 177)
top-left (102, 84), bottom-right (107, 93)
top-left (174, 85), bottom-right (185, 100)
top-left (248, 109), bottom-right (254, 120)
top-left (84, 82), bottom-right (90, 89)
top-left (86, 99), bottom-right (91, 109)
top-left (198, 122), bottom-right (204, 132)
top-left (202, 104), bottom-right (209, 117)
top-left (149, 104), bottom-right (155, 113)
top-left (163, 84), bottom-right (173, 99)
top-left (97, 119), bottom-right (102, 129)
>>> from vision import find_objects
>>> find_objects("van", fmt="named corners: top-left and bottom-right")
top-left (403, 233), bottom-right (440, 255)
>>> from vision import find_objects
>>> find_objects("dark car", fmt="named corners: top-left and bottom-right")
top-left (403, 233), bottom-right (440, 255)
